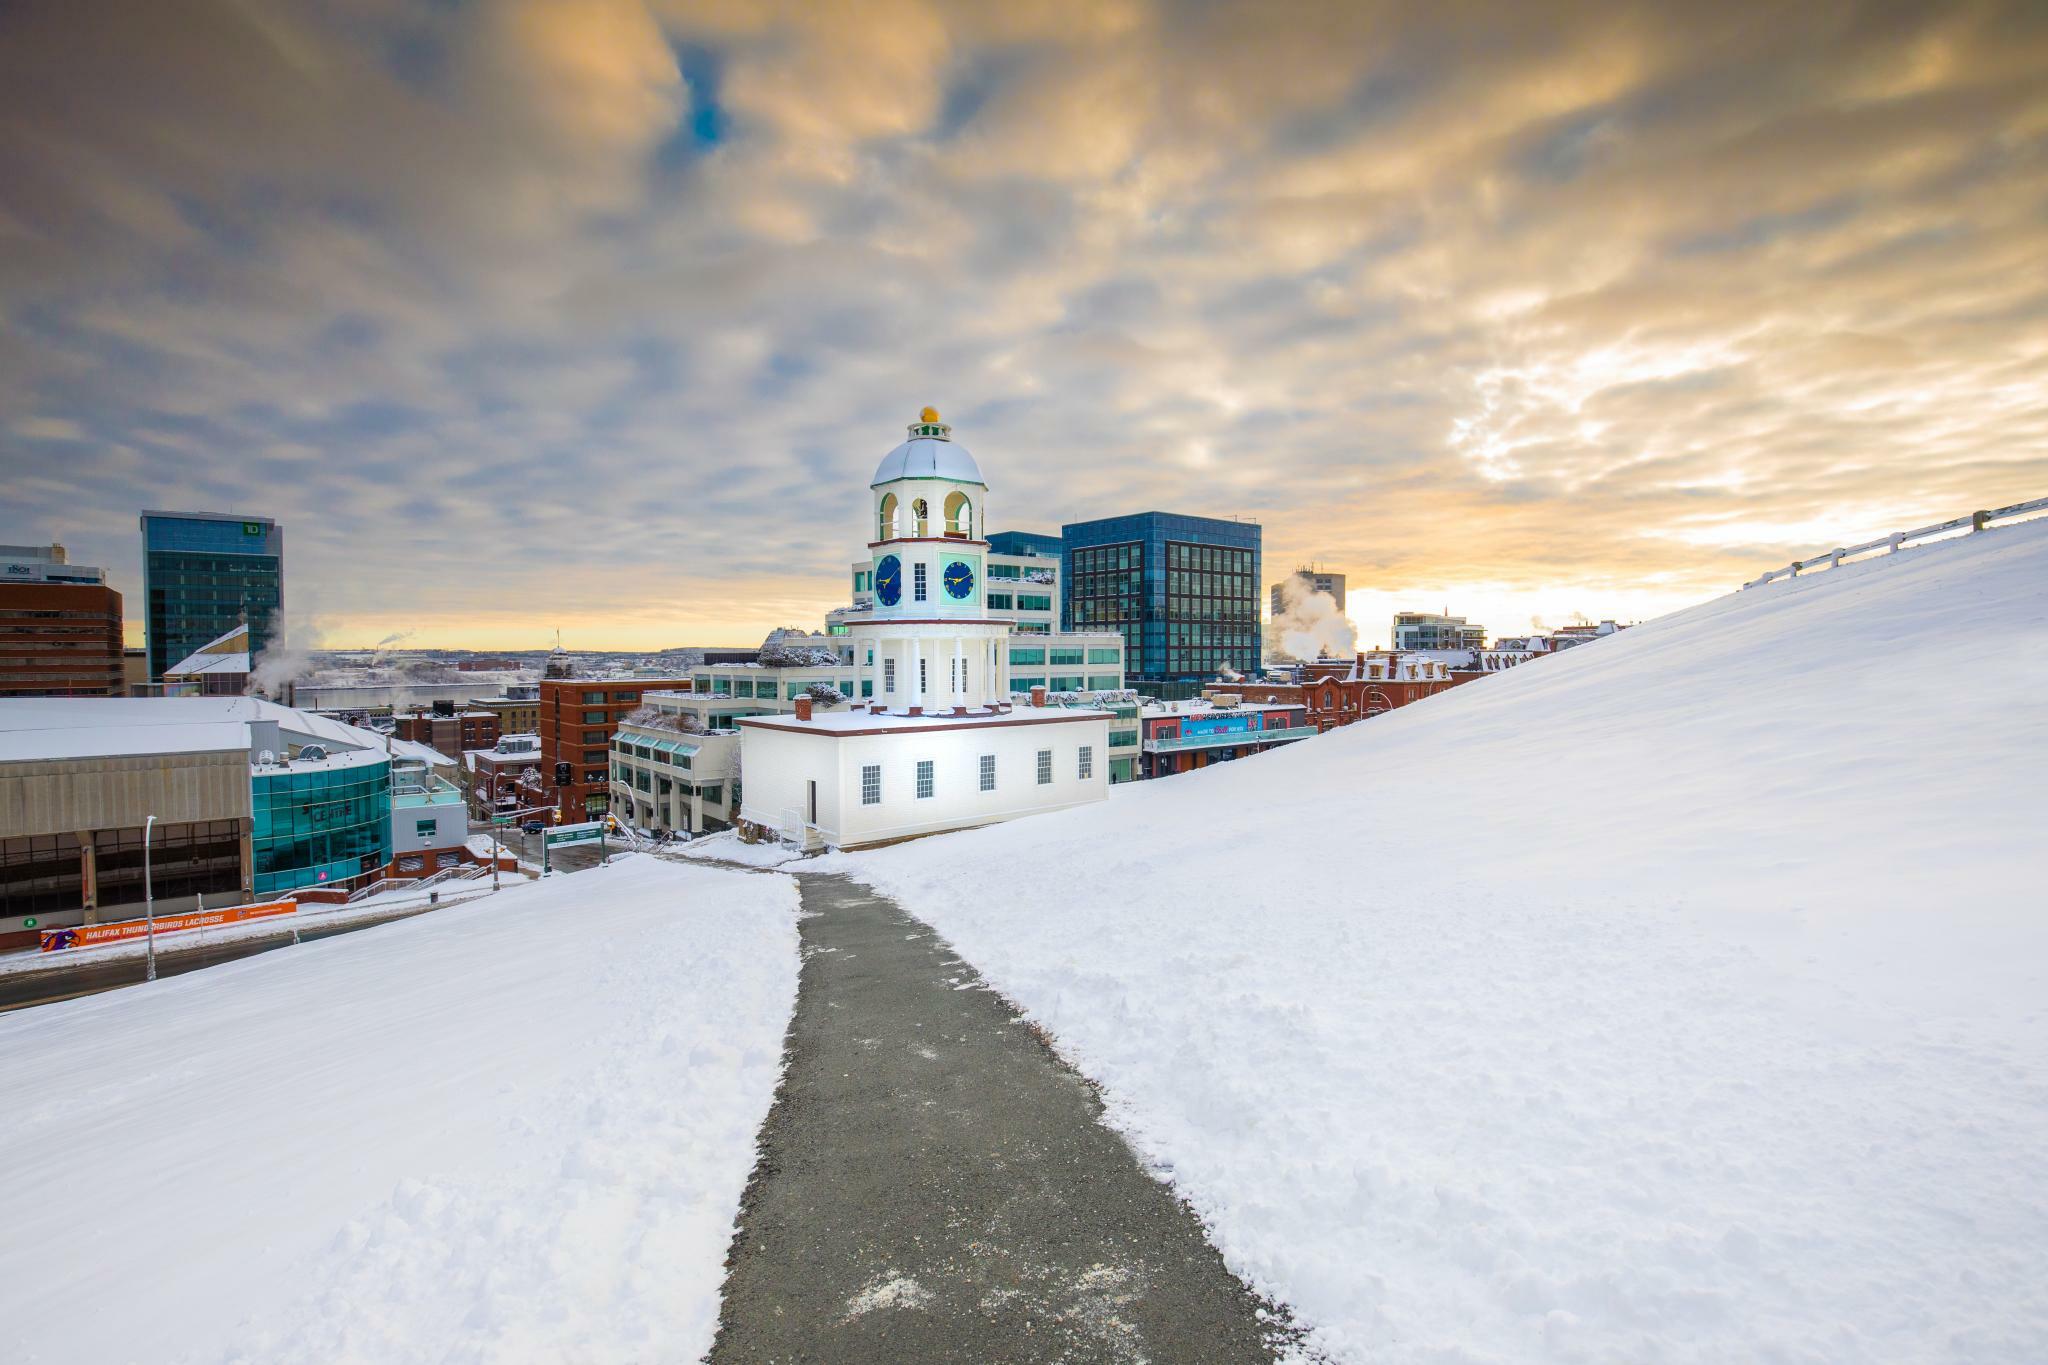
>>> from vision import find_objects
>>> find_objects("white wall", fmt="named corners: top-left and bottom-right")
top-left (741, 714), bottom-right (1111, 849)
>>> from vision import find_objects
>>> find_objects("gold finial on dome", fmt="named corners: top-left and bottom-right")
top-left (920, 405), bottom-right (940, 423)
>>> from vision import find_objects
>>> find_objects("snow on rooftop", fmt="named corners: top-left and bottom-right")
top-left (0, 857), bottom-right (799, 1362)
top-left (841, 518), bottom-right (2048, 1363)
top-left (0, 696), bottom-right (385, 763)
top-left (739, 703), bottom-right (1109, 734)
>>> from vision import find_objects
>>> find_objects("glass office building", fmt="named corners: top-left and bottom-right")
top-left (986, 530), bottom-right (1063, 560)
top-left (140, 510), bottom-right (283, 681)
top-left (251, 751), bottom-right (392, 895)
top-left (1062, 512), bottom-right (1261, 698)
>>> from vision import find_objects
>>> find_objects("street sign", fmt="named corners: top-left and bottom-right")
top-left (492, 814), bottom-right (513, 826)
top-left (544, 821), bottom-right (604, 848)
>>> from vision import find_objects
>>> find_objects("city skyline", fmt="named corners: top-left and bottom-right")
top-left (3, 1), bottom-right (2044, 651)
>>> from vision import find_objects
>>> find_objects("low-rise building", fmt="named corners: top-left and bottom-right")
top-left (465, 683), bottom-right (540, 737)
top-left (0, 697), bottom-right (412, 944)
top-left (385, 752), bottom-right (471, 877)
top-left (1137, 696), bottom-right (1311, 779)
top-left (395, 705), bottom-right (501, 758)
top-left (738, 409), bottom-right (1111, 850)
top-left (1392, 611), bottom-right (1486, 652)
top-left (609, 697), bottom-right (739, 836)
top-left (466, 734), bottom-right (547, 820)
top-left (1207, 651), bottom-right (1463, 732)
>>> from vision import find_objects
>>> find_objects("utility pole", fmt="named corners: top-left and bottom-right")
top-left (142, 813), bottom-right (158, 982)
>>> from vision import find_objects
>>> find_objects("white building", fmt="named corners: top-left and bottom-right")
top-left (738, 409), bottom-right (1110, 849)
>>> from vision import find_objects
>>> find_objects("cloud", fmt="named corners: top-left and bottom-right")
top-left (0, 0), bottom-right (2043, 647)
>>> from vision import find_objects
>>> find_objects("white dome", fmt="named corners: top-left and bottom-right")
top-left (871, 436), bottom-right (986, 487)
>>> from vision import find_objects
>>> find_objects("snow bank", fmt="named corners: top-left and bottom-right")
top-left (0, 856), bottom-right (799, 1364)
top-left (846, 520), bottom-right (2048, 1363)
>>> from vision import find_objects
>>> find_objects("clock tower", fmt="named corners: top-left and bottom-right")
top-left (733, 404), bottom-right (1111, 850)
top-left (853, 408), bottom-right (1012, 712)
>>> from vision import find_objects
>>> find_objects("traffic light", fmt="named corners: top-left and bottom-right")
top-left (554, 760), bottom-right (571, 787)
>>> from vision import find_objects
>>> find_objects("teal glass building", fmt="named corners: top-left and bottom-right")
top-left (251, 753), bottom-right (392, 895)
top-left (140, 510), bottom-right (284, 680)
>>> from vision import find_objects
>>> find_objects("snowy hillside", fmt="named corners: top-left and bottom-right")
top-left (847, 521), bottom-right (2048, 1362)
top-left (0, 857), bottom-right (799, 1364)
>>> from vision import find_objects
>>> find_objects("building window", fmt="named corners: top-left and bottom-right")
top-left (1036, 749), bottom-right (1053, 785)
top-left (582, 710), bottom-right (606, 724)
top-left (884, 658), bottom-right (896, 692)
top-left (861, 764), bottom-right (881, 805)
top-left (582, 690), bottom-right (605, 704)
top-left (1019, 594), bottom-right (1052, 612)
top-left (988, 592), bottom-right (1013, 610)
top-left (1087, 648), bottom-right (1119, 664)
top-left (916, 760), bottom-right (934, 799)
top-left (979, 753), bottom-right (996, 791)
top-left (913, 562), bottom-right (928, 601)
top-left (1078, 746), bottom-right (1093, 780)
top-left (919, 658), bottom-right (927, 692)
top-left (415, 819), bottom-right (436, 840)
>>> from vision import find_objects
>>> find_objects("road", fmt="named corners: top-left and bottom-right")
top-left (0, 900), bottom-right (450, 1015)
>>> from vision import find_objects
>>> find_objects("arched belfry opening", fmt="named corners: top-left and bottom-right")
top-left (877, 491), bottom-right (899, 541)
top-left (944, 490), bottom-right (972, 539)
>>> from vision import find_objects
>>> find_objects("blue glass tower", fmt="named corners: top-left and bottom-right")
top-left (140, 511), bottom-right (283, 680)
top-left (1061, 511), bottom-right (1261, 697)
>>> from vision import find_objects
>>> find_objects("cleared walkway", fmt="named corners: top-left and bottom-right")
top-left (711, 873), bottom-right (1286, 1363)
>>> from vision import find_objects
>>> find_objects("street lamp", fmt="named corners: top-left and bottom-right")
top-left (142, 813), bottom-right (158, 982)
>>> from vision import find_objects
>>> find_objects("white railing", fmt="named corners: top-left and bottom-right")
top-left (345, 862), bottom-right (491, 904)
top-left (1743, 495), bottom-right (2048, 589)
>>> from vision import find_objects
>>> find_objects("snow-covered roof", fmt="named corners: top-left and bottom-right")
top-left (739, 702), bottom-right (1108, 735)
top-left (165, 623), bottom-right (251, 678)
top-left (0, 696), bottom-right (386, 764)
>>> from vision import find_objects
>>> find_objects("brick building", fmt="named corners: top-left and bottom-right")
top-left (466, 734), bottom-right (548, 820)
top-left (1137, 697), bottom-right (1310, 779)
top-left (395, 706), bottom-right (501, 759)
top-left (539, 677), bottom-right (691, 822)
top-left (1207, 651), bottom-right (1472, 733)
top-left (0, 582), bottom-right (126, 697)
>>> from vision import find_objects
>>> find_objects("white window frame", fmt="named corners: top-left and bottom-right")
top-left (861, 764), bottom-right (882, 805)
top-left (979, 753), bottom-right (996, 791)
top-left (1078, 745), bottom-right (1093, 780)
top-left (913, 562), bottom-right (928, 601)
top-left (1036, 748), bottom-right (1053, 785)
top-left (884, 658), bottom-right (896, 693)
top-left (915, 760), bottom-right (935, 799)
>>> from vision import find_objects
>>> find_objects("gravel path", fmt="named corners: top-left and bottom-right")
top-left (710, 872), bottom-right (1286, 1363)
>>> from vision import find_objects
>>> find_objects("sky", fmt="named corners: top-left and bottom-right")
top-left (2, 0), bottom-right (2044, 652)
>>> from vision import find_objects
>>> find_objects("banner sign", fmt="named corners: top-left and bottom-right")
top-left (544, 821), bottom-right (604, 847)
top-left (38, 899), bottom-right (298, 953)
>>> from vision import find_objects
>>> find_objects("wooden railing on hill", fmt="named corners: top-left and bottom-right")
top-left (1742, 495), bottom-right (2048, 589)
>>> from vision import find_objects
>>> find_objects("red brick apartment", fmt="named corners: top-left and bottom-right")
top-left (539, 678), bottom-right (691, 822)
top-left (0, 583), bottom-right (126, 697)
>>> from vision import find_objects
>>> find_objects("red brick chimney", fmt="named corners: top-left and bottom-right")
top-left (793, 696), bottom-right (813, 722)
top-left (1030, 685), bottom-right (1047, 707)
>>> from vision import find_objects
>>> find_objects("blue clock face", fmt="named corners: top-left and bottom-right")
top-left (943, 560), bottom-right (975, 600)
top-left (875, 554), bottom-right (902, 607)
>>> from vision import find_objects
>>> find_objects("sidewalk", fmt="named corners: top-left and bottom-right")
top-left (710, 873), bottom-right (1291, 1362)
